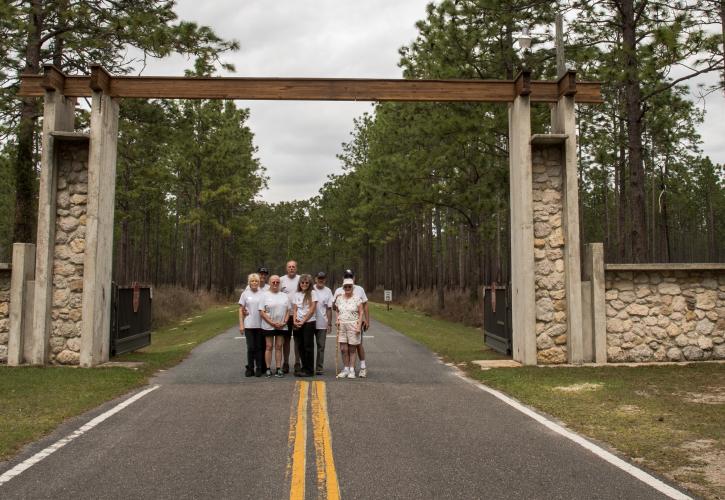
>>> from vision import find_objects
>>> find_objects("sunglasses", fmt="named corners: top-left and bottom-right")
top-left (270, 280), bottom-right (280, 284)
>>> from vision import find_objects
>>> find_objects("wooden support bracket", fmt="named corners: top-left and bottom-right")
top-left (514, 69), bottom-right (532, 96)
top-left (41, 65), bottom-right (66, 92)
top-left (557, 69), bottom-right (577, 98)
top-left (90, 65), bottom-right (112, 95)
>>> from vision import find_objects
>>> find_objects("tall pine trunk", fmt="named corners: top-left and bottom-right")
top-left (620, 0), bottom-right (648, 262)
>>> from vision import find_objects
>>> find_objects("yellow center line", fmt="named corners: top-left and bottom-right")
top-left (289, 381), bottom-right (309, 500)
top-left (312, 381), bottom-right (341, 500)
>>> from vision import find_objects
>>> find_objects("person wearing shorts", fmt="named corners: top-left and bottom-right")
top-left (333, 269), bottom-right (370, 377)
top-left (334, 278), bottom-right (363, 379)
top-left (259, 275), bottom-right (291, 378)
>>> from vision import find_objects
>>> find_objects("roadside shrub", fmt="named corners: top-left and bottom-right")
top-left (151, 286), bottom-right (231, 328)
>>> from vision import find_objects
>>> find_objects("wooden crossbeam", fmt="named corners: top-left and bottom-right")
top-left (18, 71), bottom-right (603, 103)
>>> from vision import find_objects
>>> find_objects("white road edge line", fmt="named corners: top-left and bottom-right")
top-left (452, 372), bottom-right (691, 500)
top-left (0, 384), bottom-right (160, 487)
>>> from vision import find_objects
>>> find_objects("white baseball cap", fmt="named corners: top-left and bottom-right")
top-left (342, 278), bottom-right (354, 286)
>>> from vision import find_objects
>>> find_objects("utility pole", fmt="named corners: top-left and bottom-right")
top-left (555, 13), bottom-right (566, 78)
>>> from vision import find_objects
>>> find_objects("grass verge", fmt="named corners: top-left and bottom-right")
top-left (370, 302), bottom-right (725, 499)
top-left (0, 304), bottom-right (237, 462)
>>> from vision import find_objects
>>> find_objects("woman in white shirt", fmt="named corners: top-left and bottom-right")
top-left (259, 275), bottom-right (291, 378)
top-left (334, 278), bottom-right (363, 379)
top-left (239, 273), bottom-right (265, 377)
top-left (292, 274), bottom-right (318, 377)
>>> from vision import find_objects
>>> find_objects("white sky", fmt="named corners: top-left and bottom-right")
top-left (138, 1), bottom-right (724, 203)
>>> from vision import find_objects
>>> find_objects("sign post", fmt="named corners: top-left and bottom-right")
top-left (384, 290), bottom-right (392, 310)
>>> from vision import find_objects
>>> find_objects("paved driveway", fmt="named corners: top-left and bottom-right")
top-left (0, 320), bottom-right (684, 499)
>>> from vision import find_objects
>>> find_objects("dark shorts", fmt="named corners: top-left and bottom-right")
top-left (263, 329), bottom-right (288, 337)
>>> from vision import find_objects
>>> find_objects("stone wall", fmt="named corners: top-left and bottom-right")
top-left (49, 142), bottom-right (88, 365)
top-left (532, 145), bottom-right (568, 364)
top-left (0, 267), bottom-right (10, 363)
top-left (605, 269), bottom-right (725, 362)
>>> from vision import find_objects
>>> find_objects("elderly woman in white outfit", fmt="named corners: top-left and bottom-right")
top-left (334, 278), bottom-right (364, 379)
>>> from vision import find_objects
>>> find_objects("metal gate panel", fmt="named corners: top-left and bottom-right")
top-left (110, 283), bottom-right (152, 356)
top-left (483, 283), bottom-right (512, 355)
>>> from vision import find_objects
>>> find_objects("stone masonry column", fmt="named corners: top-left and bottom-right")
top-left (80, 67), bottom-right (119, 367)
top-left (552, 71), bottom-right (584, 364)
top-left (30, 67), bottom-right (76, 365)
top-left (508, 70), bottom-right (537, 366)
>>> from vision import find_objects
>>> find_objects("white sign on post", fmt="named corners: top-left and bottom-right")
top-left (384, 290), bottom-right (392, 302)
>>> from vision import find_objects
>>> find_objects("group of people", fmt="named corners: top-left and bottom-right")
top-left (238, 260), bottom-right (370, 379)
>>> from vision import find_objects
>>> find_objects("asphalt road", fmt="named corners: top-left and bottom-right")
top-left (0, 320), bottom-right (685, 499)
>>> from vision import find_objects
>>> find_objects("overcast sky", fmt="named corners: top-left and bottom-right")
top-left (140, 1), bottom-right (724, 203)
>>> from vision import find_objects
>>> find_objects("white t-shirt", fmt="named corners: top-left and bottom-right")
top-left (335, 294), bottom-right (363, 323)
top-left (258, 291), bottom-right (291, 331)
top-left (280, 274), bottom-right (300, 298)
top-left (293, 289), bottom-right (319, 323)
top-left (334, 284), bottom-right (368, 303)
top-left (239, 288), bottom-right (263, 329)
top-left (313, 286), bottom-right (333, 329)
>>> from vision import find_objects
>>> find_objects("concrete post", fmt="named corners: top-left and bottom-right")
top-left (7, 243), bottom-right (35, 365)
top-left (589, 243), bottom-right (606, 363)
top-left (80, 90), bottom-right (119, 367)
top-left (552, 85), bottom-right (584, 364)
top-left (30, 90), bottom-right (75, 365)
top-left (509, 79), bottom-right (537, 366)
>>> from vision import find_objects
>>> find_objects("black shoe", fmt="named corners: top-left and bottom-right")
top-left (299, 371), bottom-right (313, 377)
top-left (275, 368), bottom-right (284, 378)
top-left (244, 366), bottom-right (254, 377)
top-left (283, 363), bottom-right (290, 374)
top-left (255, 369), bottom-right (263, 377)
top-left (316, 370), bottom-right (324, 375)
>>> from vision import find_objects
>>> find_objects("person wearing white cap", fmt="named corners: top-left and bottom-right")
top-left (334, 278), bottom-right (364, 379)
top-left (334, 269), bottom-right (370, 377)
top-left (313, 271), bottom-right (333, 375)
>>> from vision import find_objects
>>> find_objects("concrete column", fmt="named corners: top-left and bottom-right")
top-left (80, 91), bottom-right (119, 367)
top-left (30, 90), bottom-right (75, 365)
top-left (509, 88), bottom-right (537, 366)
top-left (7, 243), bottom-right (35, 365)
top-left (588, 243), bottom-right (606, 363)
top-left (552, 92), bottom-right (584, 364)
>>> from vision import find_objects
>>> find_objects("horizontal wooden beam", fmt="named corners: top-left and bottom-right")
top-left (18, 74), bottom-right (603, 103)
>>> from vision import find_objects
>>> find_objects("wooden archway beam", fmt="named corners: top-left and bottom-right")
top-left (18, 67), bottom-right (602, 103)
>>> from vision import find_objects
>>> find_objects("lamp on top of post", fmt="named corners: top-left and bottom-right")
top-left (516, 26), bottom-right (532, 73)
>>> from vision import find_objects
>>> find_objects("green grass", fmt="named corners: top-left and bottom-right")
top-left (370, 302), bottom-right (505, 363)
top-left (0, 304), bottom-right (238, 461)
top-left (371, 302), bottom-right (725, 499)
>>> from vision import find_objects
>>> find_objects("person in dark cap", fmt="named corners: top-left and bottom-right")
top-left (257, 267), bottom-right (270, 290)
top-left (313, 271), bottom-right (333, 374)
top-left (333, 269), bottom-right (370, 377)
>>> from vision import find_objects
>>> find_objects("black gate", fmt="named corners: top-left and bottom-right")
top-left (483, 283), bottom-right (512, 355)
top-left (110, 282), bottom-right (153, 356)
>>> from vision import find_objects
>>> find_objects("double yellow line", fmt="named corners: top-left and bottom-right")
top-left (288, 381), bottom-right (340, 500)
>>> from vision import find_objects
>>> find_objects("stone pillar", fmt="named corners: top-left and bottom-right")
top-left (80, 86), bottom-right (119, 367)
top-left (7, 243), bottom-right (36, 365)
top-left (508, 70), bottom-right (537, 366)
top-left (531, 139), bottom-right (568, 364)
top-left (551, 70), bottom-right (584, 364)
top-left (30, 70), bottom-right (76, 365)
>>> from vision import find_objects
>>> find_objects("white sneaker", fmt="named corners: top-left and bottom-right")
top-left (336, 370), bottom-right (348, 379)
top-left (347, 370), bottom-right (356, 379)
top-left (359, 368), bottom-right (367, 378)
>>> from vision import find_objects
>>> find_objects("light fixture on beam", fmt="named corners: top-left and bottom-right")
top-left (517, 27), bottom-right (532, 51)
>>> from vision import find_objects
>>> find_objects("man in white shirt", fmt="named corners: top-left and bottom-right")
top-left (313, 271), bottom-right (333, 375)
top-left (333, 269), bottom-right (370, 377)
top-left (280, 260), bottom-right (300, 373)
